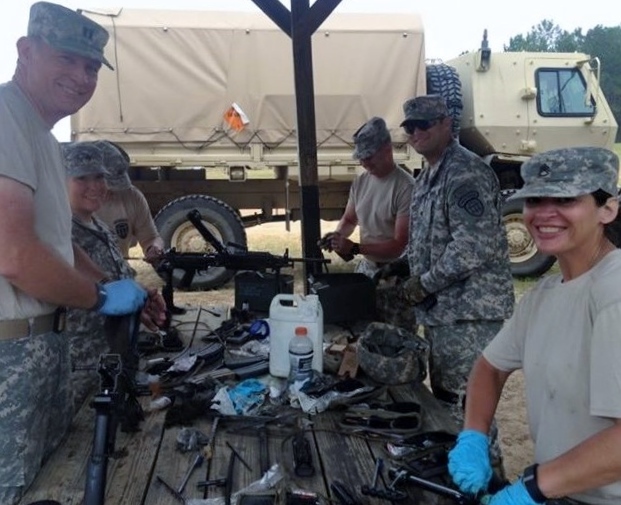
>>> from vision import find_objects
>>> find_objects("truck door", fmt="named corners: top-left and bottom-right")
top-left (524, 56), bottom-right (614, 151)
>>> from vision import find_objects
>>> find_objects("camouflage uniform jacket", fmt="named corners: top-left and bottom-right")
top-left (67, 217), bottom-right (134, 367)
top-left (407, 140), bottom-right (514, 325)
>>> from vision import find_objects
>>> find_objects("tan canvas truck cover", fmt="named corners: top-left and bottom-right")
top-left (72, 9), bottom-right (426, 164)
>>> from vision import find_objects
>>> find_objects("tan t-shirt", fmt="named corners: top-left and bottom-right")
top-left (0, 82), bottom-right (73, 319)
top-left (485, 250), bottom-right (621, 504)
top-left (348, 165), bottom-right (413, 263)
top-left (96, 186), bottom-right (160, 256)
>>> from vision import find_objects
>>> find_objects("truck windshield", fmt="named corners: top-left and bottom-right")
top-left (536, 68), bottom-right (595, 117)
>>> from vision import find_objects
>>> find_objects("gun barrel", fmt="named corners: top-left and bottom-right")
top-left (187, 210), bottom-right (226, 253)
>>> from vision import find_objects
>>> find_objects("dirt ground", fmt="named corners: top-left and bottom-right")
top-left (131, 220), bottom-right (533, 481)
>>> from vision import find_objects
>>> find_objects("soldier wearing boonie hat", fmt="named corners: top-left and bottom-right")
top-left (28, 1), bottom-right (113, 69)
top-left (352, 116), bottom-right (392, 160)
top-left (63, 142), bottom-right (105, 178)
top-left (508, 146), bottom-right (619, 200)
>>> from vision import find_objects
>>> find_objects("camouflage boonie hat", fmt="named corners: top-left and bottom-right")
top-left (63, 142), bottom-right (105, 177)
top-left (353, 117), bottom-right (391, 160)
top-left (508, 147), bottom-right (619, 201)
top-left (400, 95), bottom-right (449, 124)
top-left (357, 322), bottom-right (429, 385)
top-left (28, 2), bottom-right (113, 70)
top-left (95, 141), bottom-right (131, 190)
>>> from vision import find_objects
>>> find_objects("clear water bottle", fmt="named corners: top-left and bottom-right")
top-left (288, 326), bottom-right (314, 388)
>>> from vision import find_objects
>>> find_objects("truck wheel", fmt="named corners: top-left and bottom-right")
top-left (502, 198), bottom-right (556, 277)
top-left (426, 63), bottom-right (463, 138)
top-left (154, 195), bottom-right (247, 290)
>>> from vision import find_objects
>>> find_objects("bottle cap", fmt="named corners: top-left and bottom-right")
top-left (295, 326), bottom-right (308, 336)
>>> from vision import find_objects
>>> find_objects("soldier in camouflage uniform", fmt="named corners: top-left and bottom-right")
top-left (449, 148), bottom-right (621, 505)
top-left (95, 140), bottom-right (165, 265)
top-left (64, 143), bottom-right (137, 408)
top-left (0, 3), bottom-right (147, 503)
top-left (399, 95), bottom-right (514, 449)
top-left (318, 117), bottom-right (416, 328)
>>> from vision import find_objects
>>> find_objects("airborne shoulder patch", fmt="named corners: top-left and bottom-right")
top-left (452, 184), bottom-right (484, 217)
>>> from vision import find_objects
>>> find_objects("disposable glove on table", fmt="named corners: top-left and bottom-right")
top-left (481, 479), bottom-right (539, 505)
top-left (98, 279), bottom-right (148, 315)
top-left (448, 429), bottom-right (493, 494)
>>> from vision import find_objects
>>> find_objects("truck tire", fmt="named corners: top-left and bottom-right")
top-left (426, 63), bottom-right (463, 138)
top-left (154, 195), bottom-right (247, 290)
top-left (502, 198), bottom-right (556, 277)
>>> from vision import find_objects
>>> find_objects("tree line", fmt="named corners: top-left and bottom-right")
top-left (505, 20), bottom-right (621, 141)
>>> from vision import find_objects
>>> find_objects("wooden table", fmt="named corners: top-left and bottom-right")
top-left (19, 305), bottom-right (459, 505)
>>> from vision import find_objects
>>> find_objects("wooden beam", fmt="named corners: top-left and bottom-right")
top-left (250, 0), bottom-right (291, 36)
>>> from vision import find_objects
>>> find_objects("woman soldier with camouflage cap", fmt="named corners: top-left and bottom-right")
top-left (64, 142), bottom-right (166, 409)
top-left (449, 147), bottom-right (621, 505)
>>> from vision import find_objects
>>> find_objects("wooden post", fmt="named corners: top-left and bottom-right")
top-left (251, 0), bottom-right (342, 288)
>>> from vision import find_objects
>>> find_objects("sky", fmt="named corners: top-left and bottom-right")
top-left (2, 0), bottom-right (620, 140)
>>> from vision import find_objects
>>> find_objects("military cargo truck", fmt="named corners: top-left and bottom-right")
top-left (72, 8), bottom-right (618, 288)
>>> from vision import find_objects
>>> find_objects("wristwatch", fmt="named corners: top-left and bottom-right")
top-left (351, 243), bottom-right (361, 256)
top-left (92, 282), bottom-right (108, 311)
top-left (522, 464), bottom-right (547, 503)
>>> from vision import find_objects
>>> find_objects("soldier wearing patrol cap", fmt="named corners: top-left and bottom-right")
top-left (449, 147), bottom-right (621, 505)
top-left (95, 140), bottom-right (166, 266)
top-left (387, 94), bottom-right (514, 466)
top-left (0, 4), bottom-right (147, 503)
top-left (319, 117), bottom-right (413, 272)
top-left (317, 117), bottom-right (415, 327)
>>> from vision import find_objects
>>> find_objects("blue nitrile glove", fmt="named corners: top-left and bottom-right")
top-left (97, 279), bottom-right (147, 315)
top-left (448, 429), bottom-right (493, 494)
top-left (482, 479), bottom-right (538, 505)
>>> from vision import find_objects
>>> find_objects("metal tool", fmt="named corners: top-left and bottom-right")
top-left (225, 441), bottom-right (252, 471)
top-left (361, 458), bottom-right (407, 501)
top-left (177, 453), bottom-right (204, 494)
top-left (330, 480), bottom-right (361, 505)
top-left (224, 448), bottom-right (236, 505)
top-left (196, 478), bottom-right (228, 488)
top-left (388, 467), bottom-right (477, 505)
top-left (156, 475), bottom-right (186, 504)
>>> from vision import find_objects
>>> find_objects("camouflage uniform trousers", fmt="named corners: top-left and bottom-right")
top-left (0, 331), bottom-right (73, 505)
top-left (424, 320), bottom-right (504, 468)
top-left (67, 308), bottom-right (109, 410)
top-left (355, 257), bottom-right (417, 329)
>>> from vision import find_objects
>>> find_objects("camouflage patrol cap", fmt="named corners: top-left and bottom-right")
top-left (95, 141), bottom-right (132, 190)
top-left (508, 147), bottom-right (619, 201)
top-left (27, 2), bottom-right (113, 70)
top-left (400, 95), bottom-right (449, 125)
top-left (63, 142), bottom-right (105, 177)
top-left (353, 117), bottom-right (391, 160)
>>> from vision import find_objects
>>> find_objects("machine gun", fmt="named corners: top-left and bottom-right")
top-left (157, 209), bottom-right (329, 316)
top-left (84, 314), bottom-right (144, 505)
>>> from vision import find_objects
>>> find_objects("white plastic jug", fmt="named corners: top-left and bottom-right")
top-left (268, 294), bottom-right (323, 378)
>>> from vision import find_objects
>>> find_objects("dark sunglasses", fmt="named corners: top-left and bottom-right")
top-left (402, 117), bottom-right (443, 134)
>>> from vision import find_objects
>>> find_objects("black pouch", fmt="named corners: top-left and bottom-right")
top-left (54, 307), bottom-right (67, 333)
top-left (238, 492), bottom-right (277, 505)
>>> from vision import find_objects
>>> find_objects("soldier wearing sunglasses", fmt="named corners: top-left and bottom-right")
top-left (399, 94), bottom-right (515, 468)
